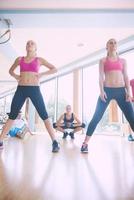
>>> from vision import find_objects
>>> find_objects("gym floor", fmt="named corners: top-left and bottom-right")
top-left (0, 133), bottom-right (134, 200)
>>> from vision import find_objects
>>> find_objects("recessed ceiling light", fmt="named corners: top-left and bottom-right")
top-left (77, 43), bottom-right (84, 47)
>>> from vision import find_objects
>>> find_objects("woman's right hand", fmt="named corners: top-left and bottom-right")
top-left (14, 74), bottom-right (21, 82)
top-left (35, 74), bottom-right (41, 80)
top-left (100, 91), bottom-right (107, 102)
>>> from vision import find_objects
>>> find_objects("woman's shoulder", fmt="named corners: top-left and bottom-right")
top-left (37, 57), bottom-right (42, 60)
top-left (37, 57), bottom-right (46, 61)
top-left (14, 57), bottom-right (23, 64)
top-left (99, 57), bottom-right (107, 64)
top-left (37, 57), bottom-right (46, 65)
top-left (72, 113), bottom-right (76, 118)
top-left (60, 113), bottom-right (65, 118)
top-left (119, 57), bottom-right (126, 63)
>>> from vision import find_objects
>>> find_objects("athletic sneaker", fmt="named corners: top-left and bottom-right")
top-left (62, 132), bottom-right (68, 139)
top-left (0, 141), bottom-right (4, 150)
top-left (81, 143), bottom-right (88, 153)
top-left (69, 132), bottom-right (75, 139)
top-left (128, 134), bottom-right (134, 141)
top-left (52, 140), bottom-right (60, 152)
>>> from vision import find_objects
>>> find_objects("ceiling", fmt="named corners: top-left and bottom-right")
top-left (0, 1), bottom-right (134, 95)
top-left (0, 0), bottom-right (134, 9)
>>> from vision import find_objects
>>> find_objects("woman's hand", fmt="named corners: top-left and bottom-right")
top-left (126, 93), bottom-right (132, 102)
top-left (14, 74), bottom-right (21, 82)
top-left (37, 73), bottom-right (43, 79)
top-left (100, 91), bottom-right (107, 102)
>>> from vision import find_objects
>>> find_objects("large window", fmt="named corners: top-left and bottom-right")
top-left (32, 79), bottom-right (56, 131)
top-left (57, 73), bottom-right (73, 119)
top-left (119, 50), bottom-right (134, 125)
top-left (123, 51), bottom-right (134, 81)
top-left (41, 79), bottom-right (56, 122)
top-left (0, 94), bottom-right (14, 130)
top-left (83, 64), bottom-right (99, 121)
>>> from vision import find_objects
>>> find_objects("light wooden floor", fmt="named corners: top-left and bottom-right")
top-left (0, 132), bottom-right (134, 200)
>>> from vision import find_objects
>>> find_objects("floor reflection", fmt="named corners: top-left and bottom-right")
top-left (0, 134), bottom-right (134, 200)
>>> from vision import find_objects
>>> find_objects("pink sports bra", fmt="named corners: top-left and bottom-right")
top-left (104, 57), bottom-right (124, 72)
top-left (19, 57), bottom-right (40, 73)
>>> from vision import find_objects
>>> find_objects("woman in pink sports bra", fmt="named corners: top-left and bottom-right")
top-left (0, 40), bottom-right (59, 152)
top-left (81, 38), bottom-right (134, 153)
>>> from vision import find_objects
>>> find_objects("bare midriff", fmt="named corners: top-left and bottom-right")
top-left (18, 72), bottom-right (39, 86)
top-left (104, 71), bottom-right (125, 88)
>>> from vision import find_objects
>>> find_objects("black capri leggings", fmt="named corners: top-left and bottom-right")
top-left (9, 86), bottom-right (48, 120)
top-left (86, 87), bottom-right (134, 136)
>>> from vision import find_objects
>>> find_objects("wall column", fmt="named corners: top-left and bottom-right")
top-left (73, 69), bottom-right (79, 116)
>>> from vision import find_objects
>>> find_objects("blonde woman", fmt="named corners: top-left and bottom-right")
top-left (81, 38), bottom-right (134, 153)
top-left (0, 40), bottom-right (59, 152)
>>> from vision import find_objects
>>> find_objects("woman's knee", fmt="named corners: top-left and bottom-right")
top-left (39, 111), bottom-right (49, 121)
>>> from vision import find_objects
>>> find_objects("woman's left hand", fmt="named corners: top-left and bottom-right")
top-left (126, 93), bottom-right (132, 102)
top-left (36, 73), bottom-right (45, 79)
top-left (35, 74), bottom-right (42, 80)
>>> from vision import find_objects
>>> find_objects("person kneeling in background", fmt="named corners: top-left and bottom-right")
top-left (53, 105), bottom-right (85, 139)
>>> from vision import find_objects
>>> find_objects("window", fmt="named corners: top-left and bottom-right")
top-left (41, 79), bottom-right (56, 122)
top-left (57, 73), bottom-right (73, 119)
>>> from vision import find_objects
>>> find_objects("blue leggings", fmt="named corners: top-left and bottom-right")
top-left (9, 86), bottom-right (48, 120)
top-left (86, 87), bottom-right (134, 136)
